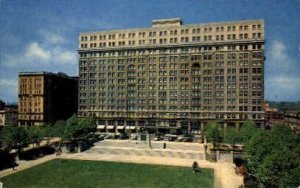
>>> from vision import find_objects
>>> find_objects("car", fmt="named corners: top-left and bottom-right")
top-left (104, 134), bottom-right (113, 139)
top-left (119, 134), bottom-right (129, 140)
top-left (153, 137), bottom-right (163, 141)
top-left (182, 137), bottom-right (193, 142)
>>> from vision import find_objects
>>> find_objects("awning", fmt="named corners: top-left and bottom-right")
top-left (107, 125), bottom-right (115, 129)
top-left (97, 125), bottom-right (106, 129)
top-left (117, 126), bottom-right (124, 129)
top-left (126, 126), bottom-right (136, 130)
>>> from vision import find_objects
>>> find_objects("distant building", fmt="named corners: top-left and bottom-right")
top-left (78, 18), bottom-right (265, 135)
top-left (0, 109), bottom-right (18, 127)
top-left (18, 72), bottom-right (78, 126)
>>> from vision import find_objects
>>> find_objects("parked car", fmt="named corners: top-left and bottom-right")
top-left (104, 134), bottom-right (113, 139)
top-left (119, 134), bottom-right (129, 140)
top-left (153, 137), bottom-right (163, 141)
top-left (182, 137), bottom-right (193, 142)
top-left (164, 134), bottom-right (178, 141)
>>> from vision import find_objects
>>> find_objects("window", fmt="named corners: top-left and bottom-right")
top-left (257, 33), bottom-right (261, 38)
top-left (258, 24), bottom-right (261, 30)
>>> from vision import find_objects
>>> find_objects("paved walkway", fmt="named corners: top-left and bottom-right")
top-left (0, 140), bottom-right (243, 188)
top-left (0, 154), bottom-right (57, 178)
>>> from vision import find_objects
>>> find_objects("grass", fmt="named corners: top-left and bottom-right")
top-left (1, 159), bottom-right (214, 188)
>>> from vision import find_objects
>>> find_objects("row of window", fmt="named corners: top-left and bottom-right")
top-left (80, 75), bottom-right (263, 86)
top-left (80, 61), bottom-right (263, 73)
top-left (80, 33), bottom-right (263, 48)
top-left (78, 104), bottom-right (262, 112)
top-left (80, 90), bottom-right (262, 98)
top-left (81, 23), bottom-right (263, 41)
top-left (79, 46), bottom-right (263, 58)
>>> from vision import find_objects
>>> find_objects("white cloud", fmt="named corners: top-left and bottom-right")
top-left (3, 40), bottom-right (76, 68)
top-left (39, 30), bottom-right (65, 44)
top-left (0, 78), bottom-right (18, 102)
top-left (53, 47), bottom-right (77, 64)
top-left (0, 78), bottom-right (18, 88)
top-left (266, 75), bottom-right (300, 101)
top-left (271, 41), bottom-right (286, 60)
top-left (269, 76), bottom-right (300, 90)
top-left (266, 40), bottom-right (300, 101)
top-left (268, 40), bottom-right (296, 71)
top-left (25, 42), bottom-right (50, 60)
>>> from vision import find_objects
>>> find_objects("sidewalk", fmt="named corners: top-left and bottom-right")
top-left (0, 154), bottom-right (57, 178)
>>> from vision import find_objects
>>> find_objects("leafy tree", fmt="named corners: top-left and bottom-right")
top-left (256, 146), bottom-right (300, 187)
top-left (239, 120), bottom-right (258, 143)
top-left (26, 127), bottom-right (44, 147)
top-left (79, 116), bottom-right (96, 135)
top-left (0, 126), bottom-right (29, 151)
top-left (63, 115), bottom-right (80, 140)
top-left (204, 122), bottom-right (222, 149)
top-left (270, 124), bottom-right (297, 146)
top-left (48, 120), bottom-right (67, 138)
top-left (223, 127), bottom-right (241, 147)
top-left (243, 124), bottom-right (300, 187)
top-left (244, 131), bottom-right (273, 173)
top-left (62, 115), bottom-right (96, 141)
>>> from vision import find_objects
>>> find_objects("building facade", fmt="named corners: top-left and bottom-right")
top-left (0, 109), bottom-right (18, 127)
top-left (78, 18), bottom-right (265, 135)
top-left (18, 72), bottom-right (78, 126)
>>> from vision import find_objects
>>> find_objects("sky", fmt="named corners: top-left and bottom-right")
top-left (0, 0), bottom-right (299, 103)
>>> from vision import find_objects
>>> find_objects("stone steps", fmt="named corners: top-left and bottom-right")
top-left (85, 147), bottom-right (203, 160)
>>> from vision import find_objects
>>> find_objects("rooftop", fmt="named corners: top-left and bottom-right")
top-left (80, 18), bottom-right (264, 35)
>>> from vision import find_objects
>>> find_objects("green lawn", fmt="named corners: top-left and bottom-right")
top-left (1, 159), bottom-right (214, 188)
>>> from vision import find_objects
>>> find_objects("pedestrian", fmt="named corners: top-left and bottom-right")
top-left (192, 161), bottom-right (199, 173)
top-left (12, 161), bottom-right (17, 171)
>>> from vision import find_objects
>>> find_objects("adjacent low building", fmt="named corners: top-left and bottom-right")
top-left (0, 109), bottom-right (18, 127)
top-left (18, 72), bottom-right (78, 126)
top-left (78, 18), bottom-right (265, 135)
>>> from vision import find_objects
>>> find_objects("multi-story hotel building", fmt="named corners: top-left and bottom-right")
top-left (78, 18), bottom-right (265, 135)
top-left (18, 72), bottom-right (78, 126)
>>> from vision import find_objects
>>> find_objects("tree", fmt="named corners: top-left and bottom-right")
top-left (223, 127), bottom-right (241, 147)
top-left (243, 124), bottom-right (300, 187)
top-left (63, 115), bottom-right (80, 140)
top-left (239, 120), bottom-right (259, 143)
top-left (244, 131), bottom-right (273, 173)
top-left (256, 146), bottom-right (299, 187)
top-left (204, 122), bottom-right (222, 149)
top-left (79, 116), bottom-right (96, 135)
top-left (26, 127), bottom-right (44, 147)
top-left (0, 126), bottom-right (29, 152)
top-left (48, 120), bottom-right (67, 138)
top-left (60, 115), bottom-right (96, 142)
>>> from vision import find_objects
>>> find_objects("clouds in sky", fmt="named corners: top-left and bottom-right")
top-left (25, 42), bottom-right (50, 60)
top-left (0, 31), bottom-right (77, 102)
top-left (0, 78), bottom-right (18, 103)
top-left (265, 40), bottom-right (300, 101)
top-left (0, 0), bottom-right (299, 102)
top-left (39, 31), bottom-right (65, 45)
top-left (3, 29), bottom-right (77, 68)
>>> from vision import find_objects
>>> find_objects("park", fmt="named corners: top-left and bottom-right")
top-left (1, 159), bottom-right (214, 188)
